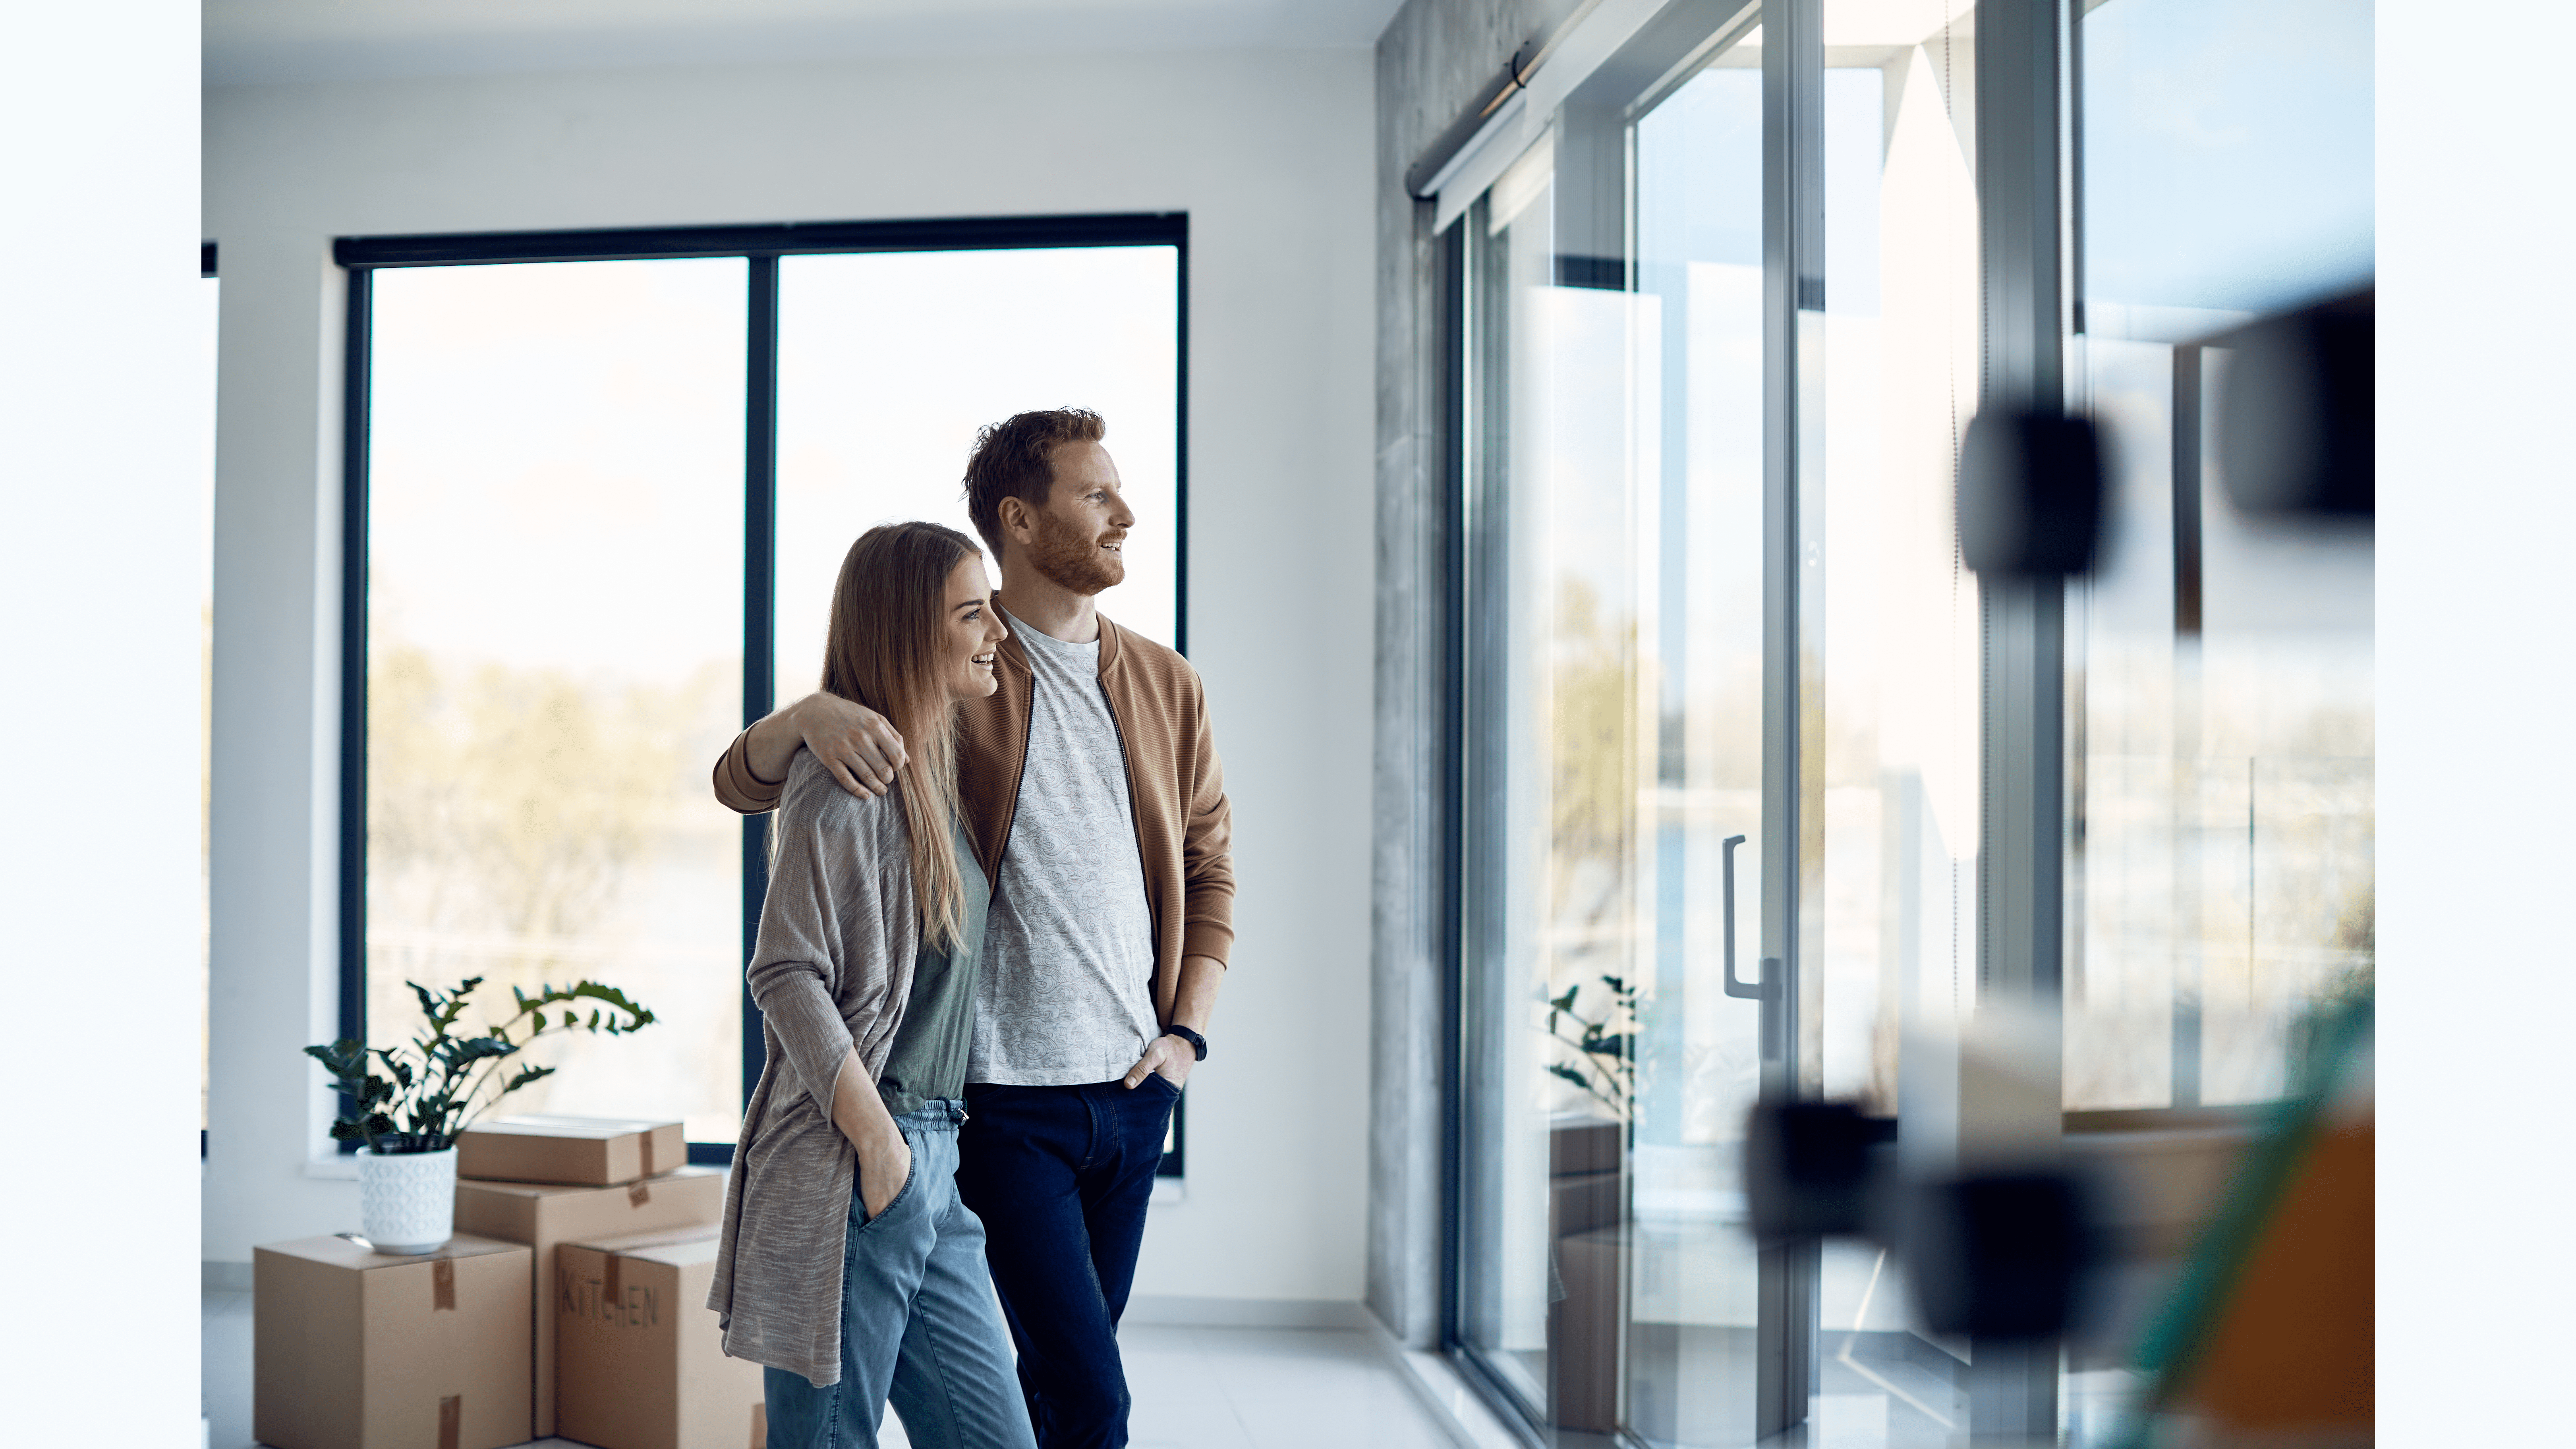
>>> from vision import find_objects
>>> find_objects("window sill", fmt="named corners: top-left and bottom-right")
top-left (305, 1151), bottom-right (1175, 1198)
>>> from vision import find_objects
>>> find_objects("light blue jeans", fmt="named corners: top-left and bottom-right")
top-left (764, 1101), bottom-right (1036, 1449)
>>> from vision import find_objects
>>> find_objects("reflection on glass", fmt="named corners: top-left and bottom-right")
top-left (2081, 0), bottom-right (2374, 338)
top-left (1627, 46), bottom-right (1766, 1449)
top-left (2066, 12), bottom-right (2371, 1434)
top-left (775, 246), bottom-right (1180, 700)
top-left (1810, 0), bottom-right (1985, 1429)
top-left (1462, 132), bottom-right (1673, 1430)
top-left (1457, 25), bottom-right (1778, 1443)
top-left (1459, 148), bottom-right (1587, 1426)
top-left (2069, 0), bottom-right (2374, 1117)
top-left (366, 259), bottom-right (748, 1143)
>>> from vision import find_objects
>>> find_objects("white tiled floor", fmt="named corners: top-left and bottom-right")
top-left (1121, 1325), bottom-right (1460, 1449)
top-left (204, 1289), bottom-right (1459, 1449)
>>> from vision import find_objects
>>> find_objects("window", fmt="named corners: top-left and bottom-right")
top-left (2066, 0), bottom-right (2373, 1113)
top-left (362, 258), bottom-right (750, 1144)
top-left (773, 245), bottom-right (1183, 693)
top-left (343, 218), bottom-right (1187, 1156)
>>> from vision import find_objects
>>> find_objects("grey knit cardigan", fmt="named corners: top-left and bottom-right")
top-left (705, 752), bottom-right (926, 1387)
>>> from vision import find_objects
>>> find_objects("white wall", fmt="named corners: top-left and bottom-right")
top-left (3, 2), bottom-right (203, 1437)
top-left (202, 47), bottom-right (1379, 1310)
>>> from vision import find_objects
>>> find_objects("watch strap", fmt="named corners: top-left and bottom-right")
top-left (1165, 1024), bottom-right (1208, 1061)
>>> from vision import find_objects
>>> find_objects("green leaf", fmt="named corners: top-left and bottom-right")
top-left (501, 1065), bottom-right (556, 1095)
top-left (446, 1035), bottom-right (516, 1065)
top-left (342, 974), bottom-right (654, 1146)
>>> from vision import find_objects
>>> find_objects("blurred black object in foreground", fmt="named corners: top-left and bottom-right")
top-left (1905, 1172), bottom-right (2095, 1340)
top-left (1744, 1101), bottom-right (1895, 1241)
top-left (2216, 288), bottom-right (2373, 516)
top-left (1959, 409), bottom-right (2104, 578)
top-left (1744, 1096), bottom-right (2096, 1341)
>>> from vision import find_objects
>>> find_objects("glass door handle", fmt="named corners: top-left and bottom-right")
top-left (1720, 834), bottom-right (1774, 1001)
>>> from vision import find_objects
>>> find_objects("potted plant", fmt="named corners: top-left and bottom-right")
top-left (306, 976), bottom-right (655, 1255)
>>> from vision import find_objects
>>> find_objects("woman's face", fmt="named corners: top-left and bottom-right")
top-left (941, 554), bottom-right (1007, 703)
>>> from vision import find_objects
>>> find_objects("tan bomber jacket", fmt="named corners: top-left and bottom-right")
top-left (715, 612), bottom-right (1235, 1020)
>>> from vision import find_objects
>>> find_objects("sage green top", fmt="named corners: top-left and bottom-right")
top-left (875, 817), bottom-right (989, 1115)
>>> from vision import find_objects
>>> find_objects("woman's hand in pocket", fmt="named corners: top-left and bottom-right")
top-left (856, 1127), bottom-right (912, 1221)
top-left (829, 1045), bottom-right (914, 1221)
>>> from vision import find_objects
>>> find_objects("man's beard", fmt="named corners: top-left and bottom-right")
top-left (1019, 508), bottom-right (1125, 596)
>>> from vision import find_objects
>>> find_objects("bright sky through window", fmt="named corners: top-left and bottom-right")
top-left (366, 257), bottom-right (750, 1143)
top-left (775, 245), bottom-right (1182, 701)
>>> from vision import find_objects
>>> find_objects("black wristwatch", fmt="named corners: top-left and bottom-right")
top-left (1164, 1024), bottom-right (1208, 1061)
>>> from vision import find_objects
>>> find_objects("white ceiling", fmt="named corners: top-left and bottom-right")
top-left (206, 0), bottom-right (1411, 87)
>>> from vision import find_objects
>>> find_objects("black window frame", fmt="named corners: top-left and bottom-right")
top-left (334, 212), bottom-right (1192, 1171)
top-left (203, 240), bottom-right (218, 1163)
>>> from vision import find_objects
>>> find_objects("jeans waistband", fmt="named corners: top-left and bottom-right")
top-left (897, 1099), bottom-right (969, 1128)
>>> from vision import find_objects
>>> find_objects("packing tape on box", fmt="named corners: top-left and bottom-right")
top-left (438, 1394), bottom-right (462, 1449)
top-left (641, 1130), bottom-right (657, 1178)
top-left (629, 1177), bottom-right (652, 1208)
top-left (752, 1402), bottom-right (767, 1449)
top-left (432, 1258), bottom-right (456, 1312)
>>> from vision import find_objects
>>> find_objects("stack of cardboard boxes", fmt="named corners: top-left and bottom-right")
top-left (254, 1116), bottom-right (764, 1449)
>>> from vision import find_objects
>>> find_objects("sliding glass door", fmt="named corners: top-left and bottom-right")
top-left (1448, 2), bottom-right (1987, 1442)
top-left (1457, 122), bottom-right (1773, 1443)
top-left (1454, 13), bottom-right (1778, 1446)
top-left (1446, 1), bottom-right (2369, 1441)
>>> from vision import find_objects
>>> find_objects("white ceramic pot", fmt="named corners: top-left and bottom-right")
top-left (359, 1146), bottom-right (458, 1255)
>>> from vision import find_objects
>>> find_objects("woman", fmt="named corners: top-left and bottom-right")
top-left (707, 520), bottom-right (1033, 1449)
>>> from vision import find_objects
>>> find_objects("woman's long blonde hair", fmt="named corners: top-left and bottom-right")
top-left (819, 521), bottom-right (981, 951)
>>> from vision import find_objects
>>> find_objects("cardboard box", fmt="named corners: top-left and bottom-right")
top-left (557, 1227), bottom-right (765, 1449)
top-left (253, 1233), bottom-right (532, 1449)
top-left (454, 1166), bottom-right (727, 1441)
top-left (456, 1114), bottom-right (687, 1187)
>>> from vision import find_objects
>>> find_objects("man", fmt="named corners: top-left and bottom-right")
top-left (712, 408), bottom-right (1232, 1449)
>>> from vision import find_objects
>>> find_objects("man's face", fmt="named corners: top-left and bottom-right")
top-left (1015, 440), bottom-right (1134, 596)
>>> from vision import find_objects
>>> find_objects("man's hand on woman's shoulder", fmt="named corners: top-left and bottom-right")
top-left (787, 691), bottom-right (908, 799)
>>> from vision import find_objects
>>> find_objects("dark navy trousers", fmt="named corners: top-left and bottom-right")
top-left (955, 1076), bottom-right (1181, 1449)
